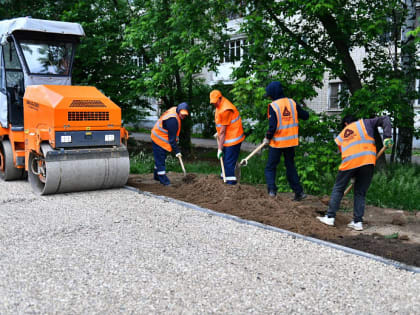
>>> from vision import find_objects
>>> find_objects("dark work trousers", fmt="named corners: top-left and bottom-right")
top-left (265, 146), bottom-right (303, 194)
top-left (222, 142), bottom-right (242, 185)
top-left (152, 141), bottom-right (168, 175)
top-left (327, 164), bottom-right (374, 223)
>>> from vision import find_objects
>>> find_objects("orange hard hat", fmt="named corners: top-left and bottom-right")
top-left (210, 90), bottom-right (222, 104)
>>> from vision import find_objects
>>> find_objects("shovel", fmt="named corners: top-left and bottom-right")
top-left (177, 155), bottom-right (187, 177)
top-left (343, 146), bottom-right (387, 197)
top-left (239, 142), bottom-right (267, 167)
top-left (235, 142), bottom-right (267, 184)
top-left (214, 133), bottom-right (227, 183)
top-left (177, 155), bottom-right (197, 183)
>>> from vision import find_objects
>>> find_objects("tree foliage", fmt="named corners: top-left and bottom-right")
top-left (124, 0), bottom-right (232, 152)
top-left (1, 0), bottom-right (418, 162)
top-left (231, 0), bottom-right (419, 163)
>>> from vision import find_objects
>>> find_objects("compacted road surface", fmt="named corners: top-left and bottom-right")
top-left (0, 180), bottom-right (418, 313)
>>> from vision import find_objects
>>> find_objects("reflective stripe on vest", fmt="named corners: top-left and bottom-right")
top-left (336, 120), bottom-right (376, 170)
top-left (150, 107), bottom-right (181, 152)
top-left (342, 151), bottom-right (377, 163)
top-left (215, 97), bottom-right (245, 147)
top-left (273, 134), bottom-right (299, 142)
top-left (269, 98), bottom-right (299, 148)
top-left (216, 114), bottom-right (242, 128)
top-left (224, 134), bottom-right (245, 144)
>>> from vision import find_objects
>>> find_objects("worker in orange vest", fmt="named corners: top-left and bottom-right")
top-left (317, 115), bottom-right (393, 231)
top-left (150, 102), bottom-right (189, 186)
top-left (210, 90), bottom-right (245, 185)
top-left (264, 81), bottom-right (309, 200)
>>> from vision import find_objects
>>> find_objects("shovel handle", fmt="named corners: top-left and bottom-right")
top-left (220, 158), bottom-right (226, 183)
top-left (215, 134), bottom-right (227, 182)
top-left (241, 142), bottom-right (266, 166)
top-left (177, 155), bottom-right (187, 176)
top-left (343, 146), bottom-right (386, 196)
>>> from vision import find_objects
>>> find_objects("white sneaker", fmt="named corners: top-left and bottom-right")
top-left (317, 215), bottom-right (335, 226)
top-left (347, 221), bottom-right (363, 231)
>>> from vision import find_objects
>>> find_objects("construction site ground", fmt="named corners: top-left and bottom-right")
top-left (128, 140), bottom-right (420, 268)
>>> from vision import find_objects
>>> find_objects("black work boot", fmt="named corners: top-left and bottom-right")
top-left (293, 192), bottom-right (307, 201)
top-left (153, 169), bottom-right (159, 181)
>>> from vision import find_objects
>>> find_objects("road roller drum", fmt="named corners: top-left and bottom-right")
top-left (28, 144), bottom-right (129, 195)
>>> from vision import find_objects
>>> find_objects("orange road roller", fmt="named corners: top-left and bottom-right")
top-left (0, 17), bottom-right (129, 194)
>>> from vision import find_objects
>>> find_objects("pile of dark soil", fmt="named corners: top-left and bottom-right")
top-left (127, 173), bottom-right (420, 268)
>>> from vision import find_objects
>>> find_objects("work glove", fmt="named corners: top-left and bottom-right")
top-left (263, 138), bottom-right (270, 146)
top-left (175, 152), bottom-right (182, 158)
top-left (384, 138), bottom-right (394, 148)
top-left (217, 149), bottom-right (224, 160)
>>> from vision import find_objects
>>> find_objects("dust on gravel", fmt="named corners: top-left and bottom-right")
top-left (127, 172), bottom-right (420, 267)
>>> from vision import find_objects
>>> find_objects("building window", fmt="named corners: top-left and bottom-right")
top-left (328, 82), bottom-right (348, 110)
top-left (132, 55), bottom-right (145, 68)
top-left (223, 38), bottom-right (248, 63)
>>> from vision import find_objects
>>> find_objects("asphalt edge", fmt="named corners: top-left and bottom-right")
top-left (124, 185), bottom-right (420, 274)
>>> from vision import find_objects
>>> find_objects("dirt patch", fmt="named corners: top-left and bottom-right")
top-left (181, 173), bottom-right (197, 184)
top-left (127, 172), bottom-right (420, 268)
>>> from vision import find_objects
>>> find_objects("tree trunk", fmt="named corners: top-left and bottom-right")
top-left (374, 128), bottom-right (387, 169)
top-left (179, 76), bottom-right (193, 155)
top-left (316, 12), bottom-right (362, 94)
top-left (391, 118), bottom-right (397, 163)
top-left (397, 0), bottom-right (416, 163)
top-left (175, 70), bottom-right (192, 155)
top-left (397, 124), bottom-right (414, 164)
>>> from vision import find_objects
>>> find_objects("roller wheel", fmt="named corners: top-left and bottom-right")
top-left (0, 140), bottom-right (24, 181)
top-left (28, 144), bottom-right (52, 195)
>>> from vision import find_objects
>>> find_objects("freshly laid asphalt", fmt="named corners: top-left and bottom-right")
top-left (0, 180), bottom-right (418, 313)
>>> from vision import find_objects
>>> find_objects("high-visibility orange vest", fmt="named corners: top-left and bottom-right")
top-left (268, 98), bottom-right (299, 148)
top-left (215, 97), bottom-right (245, 147)
top-left (151, 107), bottom-right (181, 152)
top-left (335, 119), bottom-right (376, 171)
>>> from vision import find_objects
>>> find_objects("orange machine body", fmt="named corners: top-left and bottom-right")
top-left (0, 17), bottom-right (130, 194)
top-left (0, 126), bottom-right (25, 169)
top-left (23, 85), bottom-right (128, 170)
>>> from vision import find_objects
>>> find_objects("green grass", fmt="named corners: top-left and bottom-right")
top-left (385, 147), bottom-right (420, 156)
top-left (365, 163), bottom-right (420, 211)
top-left (191, 133), bottom-right (213, 139)
top-left (126, 126), bottom-right (150, 133)
top-left (130, 149), bottom-right (420, 211)
top-left (130, 151), bottom-right (219, 175)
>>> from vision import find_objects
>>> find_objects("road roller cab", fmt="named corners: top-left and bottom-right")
top-left (0, 17), bottom-right (129, 194)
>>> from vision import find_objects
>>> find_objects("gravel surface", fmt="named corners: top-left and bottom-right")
top-left (0, 180), bottom-right (418, 314)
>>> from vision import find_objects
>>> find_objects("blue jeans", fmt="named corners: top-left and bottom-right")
top-left (265, 146), bottom-right (303, 194)
top-left (152, 141), bottom-right (170, 185)
top-left (327, 164), bottom-right (374, 223)
top-left (221, 142), bottom-right (242, 185)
